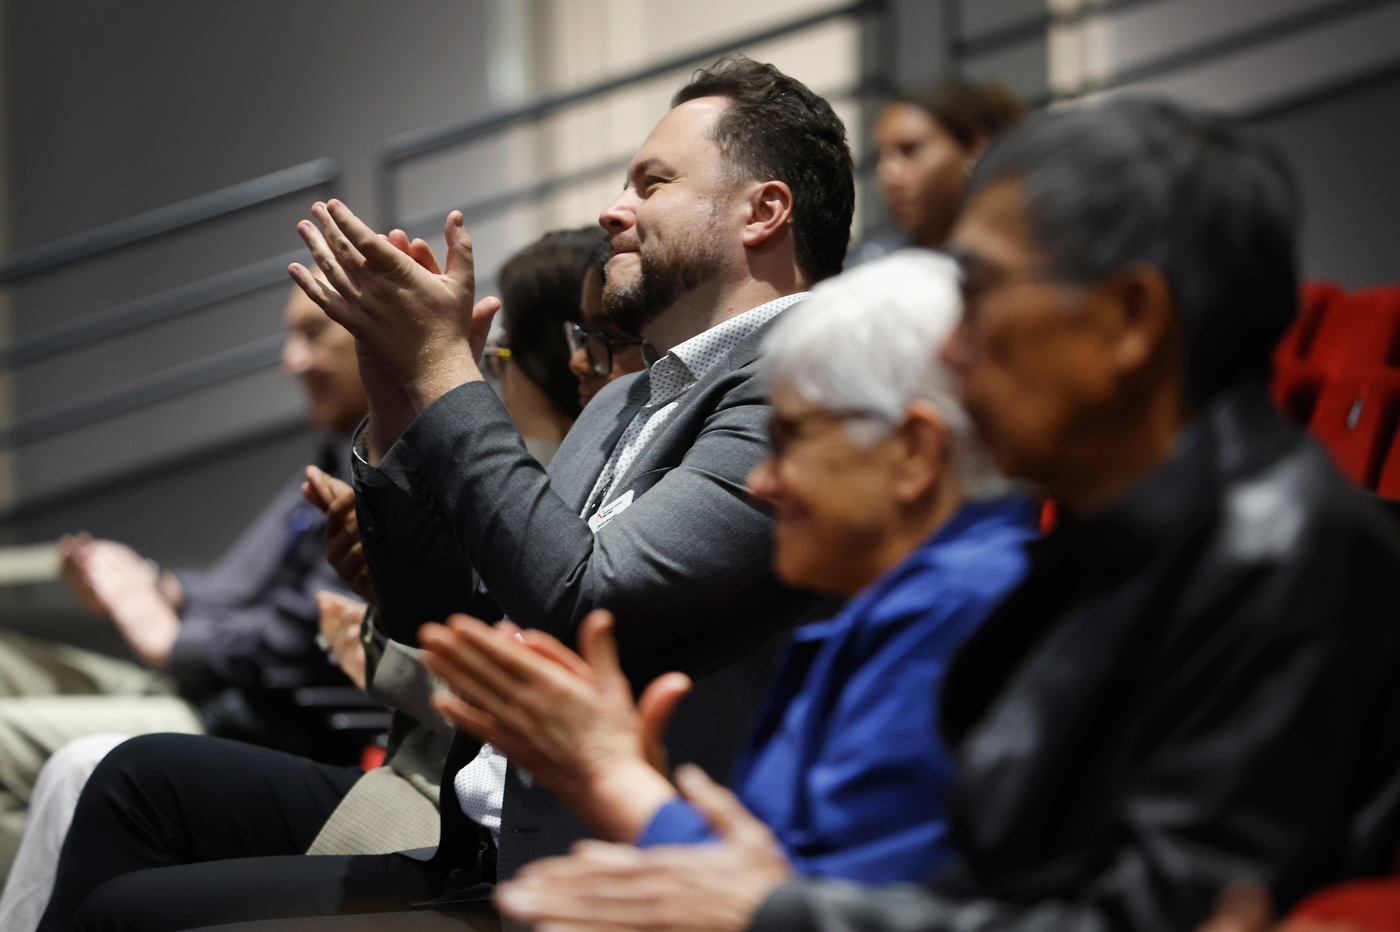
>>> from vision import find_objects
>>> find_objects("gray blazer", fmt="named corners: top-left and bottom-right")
top-left (352, 312), bottom-right (832, 882)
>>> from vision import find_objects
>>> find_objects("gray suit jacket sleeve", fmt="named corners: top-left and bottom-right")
top-left (368, 640), bottom-right (450, 732)
top-left (354, 359), bottom-right (777, 664)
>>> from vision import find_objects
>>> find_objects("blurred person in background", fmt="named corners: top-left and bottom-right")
top-left (569, 236), bottom-right (646, 408)
top-left (419, 250), bottom-right (1035, 885)
top-left (492, 97), bottom-right (1400, 932)
top-left (485, 227), bottom-right (608, 466)
top-left (0, 283), bottom-right (366, 924)
top-left (847, 79), bottom-right (1024, 267)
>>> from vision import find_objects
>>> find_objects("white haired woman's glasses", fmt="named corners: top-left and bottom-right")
top-left (766, 407), bottom-right (888, 460)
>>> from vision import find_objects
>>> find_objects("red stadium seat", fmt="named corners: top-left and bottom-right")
top-left (1288, 879), bottom-right (1400, 931)
top-left (1271, 284), bottom-right (1400, 494)
top-left (1273, 281), bottom-right (1343, 373)
top-left (1308, 287), bottom-right (1400, 378)
top-left (1307, 373), bottom-right (1400, 488)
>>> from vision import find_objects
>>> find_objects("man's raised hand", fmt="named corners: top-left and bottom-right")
top-left (288, 200), bottom-right (501, 415)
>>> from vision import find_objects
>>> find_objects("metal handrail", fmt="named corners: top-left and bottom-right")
top-left (0, 158), bottom-right (337, 284)
top-left (0, 333), bottom-right (285, 447)
top-left (378, 0), bottom-right (881, 223)
top-left (1058, 0), bottom-right (1399, 98)
top-left (0, 415), bottom-right (309, 525)
top-left (0, 250), bottom-right (304, 368)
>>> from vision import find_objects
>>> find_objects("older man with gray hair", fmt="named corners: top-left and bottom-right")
top-left (417, 248), bottom-right (1036, 886)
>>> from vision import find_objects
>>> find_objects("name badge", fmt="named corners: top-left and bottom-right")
top-left (588, 489), bottom-right (634, 533)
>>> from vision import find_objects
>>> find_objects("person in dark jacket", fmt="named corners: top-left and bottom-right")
top-left (0, 281), bottom-right (369, 825)
top-left (491, 97), bottom-right (1400, 932)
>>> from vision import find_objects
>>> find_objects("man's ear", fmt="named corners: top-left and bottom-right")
top-left (1097, 263), bottom-right (1177, 377)
top-left (890, 401), bottom-right (950, 506)
top-left (740, 180), bottom-right (795, 249)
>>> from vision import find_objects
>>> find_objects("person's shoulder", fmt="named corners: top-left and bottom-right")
top-left (922, 498), bottom-right (1037, 588)
top-left (1218, 427), bottom-right (1400, 573)
top-left (870, 500), bottom-right (1038, 625)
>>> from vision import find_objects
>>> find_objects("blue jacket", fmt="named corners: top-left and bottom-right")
top-left (638, 497), bottom-right (1036, 883)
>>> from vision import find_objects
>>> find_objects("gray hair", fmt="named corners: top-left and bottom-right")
top-left (759, 250), bottom-right (1010, 501)
top-left (969, 96), bottom-right (1299, 406)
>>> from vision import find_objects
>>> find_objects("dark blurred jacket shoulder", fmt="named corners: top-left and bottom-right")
top-left (754, 385), bottom-right (1400, 932)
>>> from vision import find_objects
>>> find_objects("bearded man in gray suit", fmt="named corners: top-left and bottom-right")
top-left (35, 56), bottom-right (856, 932)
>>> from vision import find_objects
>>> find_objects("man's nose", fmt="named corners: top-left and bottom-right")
top-left (569, 345), bottom-right (593, 378)
top-left (599, 190), bottom-right (635, 233)
top-left (283, 337), bottom-right (313, 375)
top-left (940, 326), bottom-right (970, 377)
top-left (747, 456), bottom-right (780, 503)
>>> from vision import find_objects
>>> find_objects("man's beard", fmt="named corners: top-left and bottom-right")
top-left (603, 226), bottom-right (725, 338)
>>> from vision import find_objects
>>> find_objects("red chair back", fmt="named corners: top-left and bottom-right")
top-left (1271, 284), bottom-right (1400, 498)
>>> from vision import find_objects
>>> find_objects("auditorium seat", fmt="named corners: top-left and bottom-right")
top-left (1271, 284), bottom-right (1400, 496)
top-left (1307, 374), bottom-right (1400, 488)
top-left (1289, 878), bottom-right (1400, 931)
top-left (1306, 287), bottom-right (1400, 378)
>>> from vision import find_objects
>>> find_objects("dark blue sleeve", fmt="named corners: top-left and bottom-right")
top-left (637, 798), bottom-right (716, 847)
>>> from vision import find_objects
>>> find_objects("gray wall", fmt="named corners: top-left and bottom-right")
top-left (1065, 0), bottom-right (1400, 287)
top-left (3, 0), bottom-right (499, 574)
top-left (1247, 71), bottom-right (1400, 289)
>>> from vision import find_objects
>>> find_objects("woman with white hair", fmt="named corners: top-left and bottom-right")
top-left (417, 251), bottom-right (1037, 884)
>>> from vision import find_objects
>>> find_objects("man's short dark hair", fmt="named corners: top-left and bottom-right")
top-left (673, 56), bottom-right (855, 283)
top-left (969, 96), bottom-right (1300, 406)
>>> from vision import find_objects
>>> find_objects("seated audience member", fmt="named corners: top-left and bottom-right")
top-left (36, 55), bottom-right (853, 932)
top-left (0, 282), bottom-right (367, 839)
top-left (0, 283), bottom-right (369, 927)
top-left (491, 97), bottom-right (1400, 932)
top-left (487, 226), bottom-right (608, 465)
top-left (419, 249), bottom-right (1035, 884)
top-left (848, 78), bottom-right (1024, 266)
top-left (568, 236), bottom-right (646, 408)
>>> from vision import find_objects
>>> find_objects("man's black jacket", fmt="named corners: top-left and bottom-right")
top-left (753, 384), bottom-right (1400, 932)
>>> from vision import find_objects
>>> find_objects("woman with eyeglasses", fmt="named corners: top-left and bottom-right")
top-left (567, 237), bottom-right (647, 408)
top-left (488, 227), bottom-right (609, 466)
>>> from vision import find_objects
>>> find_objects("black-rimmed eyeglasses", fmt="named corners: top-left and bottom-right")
top-left (564, 322), bottom-right (644, 376)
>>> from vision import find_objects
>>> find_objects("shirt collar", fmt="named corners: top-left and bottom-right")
top-left (645, 292), bottom-right (808, 408)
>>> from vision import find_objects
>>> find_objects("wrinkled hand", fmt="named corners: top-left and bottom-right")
top-left (288, 200), bottom-right (501, 416)
top-left (302, 465), bottom-right (375, 604)
top-left (57, 534), bottom-right (180, 668)
top-left (496, 764), bottom-right (793, 932)
top-left (317, 591), bottom-right (367, 690)
top-left (419, 609), bottom-right (692, 841)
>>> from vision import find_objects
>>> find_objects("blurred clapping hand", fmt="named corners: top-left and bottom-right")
top-left (315, 591), bottom-right (367, 691)
top-left (58, 533), bottom-right (182, 668)
top-left (302, 465), bottom-right (375, 605)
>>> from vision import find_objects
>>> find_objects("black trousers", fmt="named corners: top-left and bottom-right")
top-left (37, 733), bottom-right (449, 932)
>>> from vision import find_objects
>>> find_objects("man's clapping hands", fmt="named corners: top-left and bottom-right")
top-left (288, 201), bottom-right (501, 461)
